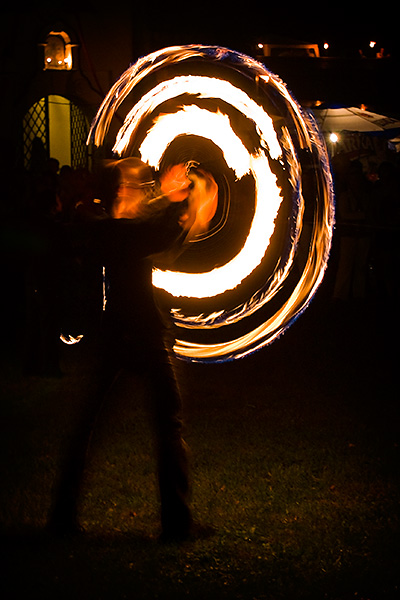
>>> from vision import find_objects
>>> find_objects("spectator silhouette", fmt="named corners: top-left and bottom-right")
top-left (371, 161), bottom-right (400, 302)
top-left (333, 160), bottom-right (372, 303)
top-left (23, 157), bottom-right (68, 377)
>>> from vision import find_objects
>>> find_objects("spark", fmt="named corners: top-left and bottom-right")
top-left (60, 334), bottom-right (84, 345)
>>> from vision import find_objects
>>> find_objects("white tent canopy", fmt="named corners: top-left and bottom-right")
top-left (388, 136), bottom-right (400, 152)
top-left (312, 107), bottom-right (400, 134)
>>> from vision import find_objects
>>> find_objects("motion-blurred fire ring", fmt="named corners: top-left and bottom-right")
top-left (89, 45), bottom-right (334, 362)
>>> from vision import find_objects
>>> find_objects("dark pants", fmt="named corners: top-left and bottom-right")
top-left (49, 318), bottom-right (192, 537)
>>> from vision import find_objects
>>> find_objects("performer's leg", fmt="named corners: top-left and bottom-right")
top-left (146, 342), bottom-right (192, 539)
top-left (48, 345), bottom-right (120, 533)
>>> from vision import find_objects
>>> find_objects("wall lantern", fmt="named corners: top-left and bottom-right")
top-left (42, 31), bottom-right (76, 70)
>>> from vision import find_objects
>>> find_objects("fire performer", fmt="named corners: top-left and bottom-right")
top-left (49, 157), bottom-right (209, 542)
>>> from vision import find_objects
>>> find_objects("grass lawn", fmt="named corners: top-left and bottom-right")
top-left (0, 292), bottom-right (398, 599)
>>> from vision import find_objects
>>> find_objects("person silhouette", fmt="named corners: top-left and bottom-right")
top-left (333, 160), bottom-right (372, 302)
top-left (49, 158), bottom-right (198, 541)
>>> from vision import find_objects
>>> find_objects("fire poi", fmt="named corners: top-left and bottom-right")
top-left (87, 45), bottom-right (334, 362)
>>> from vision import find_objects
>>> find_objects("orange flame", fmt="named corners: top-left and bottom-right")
top-left (87, 46), bottom-right (334, 362)
top-left (160, 163), bottom-right (218, 238)
top-left (187, 169), bottom-right (218, 234)
top-left (159, 164), bottom-right (191, 203)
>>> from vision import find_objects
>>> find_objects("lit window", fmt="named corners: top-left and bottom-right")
top-left (43, 31), bottom-right (74, 70)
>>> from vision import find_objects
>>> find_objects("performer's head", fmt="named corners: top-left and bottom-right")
top-left (108, 157), bottom-right (156, 219)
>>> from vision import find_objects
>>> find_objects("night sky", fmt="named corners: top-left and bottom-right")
top-left (128, 6), bottom-right (400, 58)
top-left (6, 4), bottom-right (399, 58)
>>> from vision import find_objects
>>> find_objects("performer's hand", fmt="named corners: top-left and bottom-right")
top-left (159, 163), bottom-right (218, 241)
top-left (159, 164), bottom-right (192, 203)
top-left (185, 169), bottom-right (218, 237)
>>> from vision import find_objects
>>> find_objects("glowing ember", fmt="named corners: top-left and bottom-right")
top-left (60, 333), bottom-right (84, 345)
top-left (88, 45), bottom-right (334, 362)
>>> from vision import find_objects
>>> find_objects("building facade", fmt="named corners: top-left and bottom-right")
top-left (1, 9), bottom-right (136, 185)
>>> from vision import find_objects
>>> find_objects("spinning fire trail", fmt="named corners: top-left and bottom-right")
top-left (89, 45), bottom-right (334, 362)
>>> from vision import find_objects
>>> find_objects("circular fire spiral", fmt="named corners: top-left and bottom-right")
top-left (89, 45), bottom-right (334, 362)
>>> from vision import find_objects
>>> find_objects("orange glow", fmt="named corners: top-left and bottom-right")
top-left (43, 31), bottom-right (73, 71)
top-left (88, 46), bottom-right (334, 362)
top-left (131, 79), bottom-right (284, 298)
top-left (112, 184), bottom-right (147, 219)
top-left (107, 158), bottom-right (156, 219)
top-left (187, 169), bottom-right (218, 233)
top-left (160, 164), bottom-right (191, 203)
top-left (149, 105), bottom-right (283, 298)
top-left (60, 334), bottom-right (83, 345)
top-left (159, 163), bottom-right (218, 237)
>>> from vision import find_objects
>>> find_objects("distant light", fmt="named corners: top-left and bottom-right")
top-left (257, 43), bottom-right (264, 49)
top-left (43, 31), bottom-right (74, 71)
top-left (369, 40), bottom-right (376, 48)
top-left (329, 132), bottom-right (339, 143)
top-left (323, 42), bottom-right (329, 50)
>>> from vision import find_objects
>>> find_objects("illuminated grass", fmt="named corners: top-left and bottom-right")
top-left (1, 301), bottom-right (399, 599)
